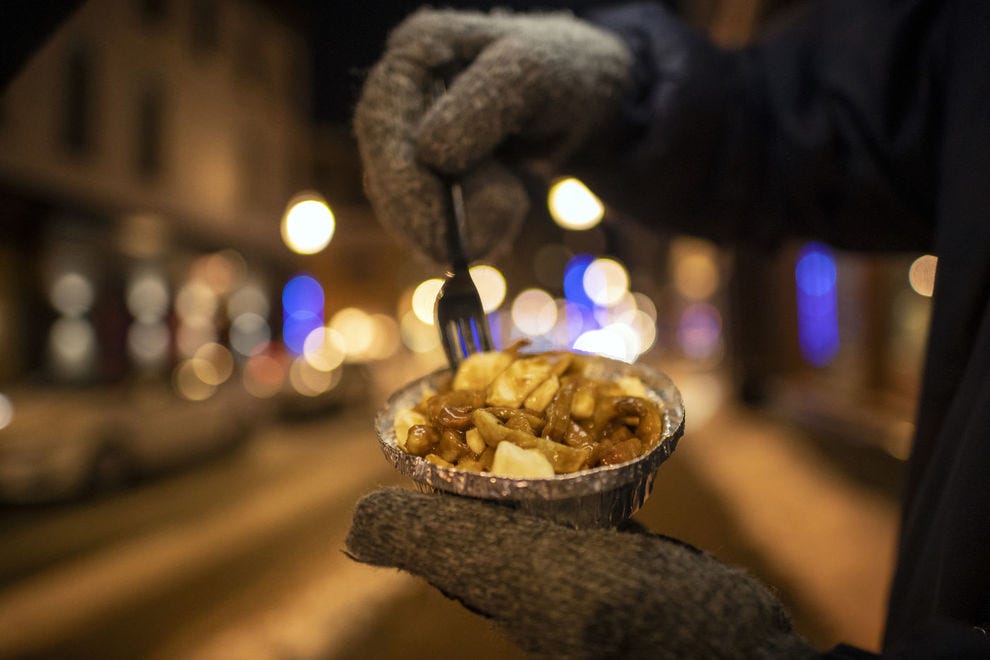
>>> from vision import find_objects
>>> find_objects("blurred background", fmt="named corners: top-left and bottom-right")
top-left (0, 0), bottom-right (931, 657)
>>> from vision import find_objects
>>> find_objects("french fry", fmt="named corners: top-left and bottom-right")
top-left (393, 349), bottom-right (665, 475)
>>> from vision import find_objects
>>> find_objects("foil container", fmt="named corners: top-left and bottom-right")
top-left (374, 356), bottom-right (685, 529)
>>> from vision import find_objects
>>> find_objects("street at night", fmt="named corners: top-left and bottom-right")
top-left (0, 361), bottom-right (904, 658)
top-left (0, 0), bottom-right (962, 657)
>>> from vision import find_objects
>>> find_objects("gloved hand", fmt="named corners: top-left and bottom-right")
top-left (346, 487), bottom-right (820, 659)
top-left (353, 8), bottom-right (632, 264)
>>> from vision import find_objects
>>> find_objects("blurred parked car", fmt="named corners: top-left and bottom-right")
top-left (0, 379), bottom-right (273, 503)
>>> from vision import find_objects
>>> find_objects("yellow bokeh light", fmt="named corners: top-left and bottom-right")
top-left (547, 177), bottom-right (604, 230)
top-left (469, 264), bottom-right (506, 313)
top-left (672, 239), bottom-right (720, 301)
top-left (365, 313), bottom-right (401, 360)
top-left (511, 288), bottom-right (557, 336)
top-left (328, 307), bottom-right (375, 360)
top-left (193, 342), bottom-right (234, 385)
top-left (172, 359), bottom-right (217, 401)
top-left (289, 356), bottom-right (339, 397)
top-left (908, 254), bottom-right (938, 297)
top-left (411, 278), bottom-right (444, 325)
top-left (281, 193), bottom-right (336, 255)
top-left (400, 310), bottom-right (440, 353)
top-left (0, 394), bottom-right (13, 431)
top-left (302, 326), bottom-right (347, 372)
top-left (583, 258), bottom-right (629, 306)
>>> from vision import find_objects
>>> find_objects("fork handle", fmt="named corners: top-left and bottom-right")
top-left (428, 75), bottom-right (471, 271)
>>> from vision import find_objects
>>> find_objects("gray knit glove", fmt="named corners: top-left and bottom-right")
top-left (353, 8), bottom-right (632, 264)
top-left (346, 488), bottom-right (820, 659)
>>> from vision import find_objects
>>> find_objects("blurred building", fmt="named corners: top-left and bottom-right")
top-left (0, 0), bottom-right (312, 385)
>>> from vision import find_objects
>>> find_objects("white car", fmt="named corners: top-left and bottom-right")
top-left (0, 380), bottom-right (271, 503)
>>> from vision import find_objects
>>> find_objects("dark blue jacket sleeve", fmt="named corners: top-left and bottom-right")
top-left (575, 0), bottom-right (946, 253)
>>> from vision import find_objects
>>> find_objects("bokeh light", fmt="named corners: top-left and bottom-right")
top-left (795, 242), bottom-right (839, 367)
top-left (49, 317), bottom-right (96, 377)
top-left (547, 177), bottom-right (604, 230)
top-left (563, 254), bottom-right (595, 308)
top-left (281, 192), bottom-right (336, 255)
top-left (400, 310), bottom-right (440, 354)
top-left (289, 356), bottom-right (341, 396)
top-left (127, 270), bottom-right (169, 322)
top-left (176, 318), bottom-right (217, 358)
top-left (411, 278), bottom-right (443, 325)
top-left (127, 320), bottom-right (170, 368)
top-left (365, 313), bottom-right (401, 360)
top-left (193, 342), bottom-right (234, 385)
top-left (282, 274), bottom-right (324, 355)
top-left (230, 312), bottom-right (271, 357)
top-left (511, 288), bottom-right (557, 337)
top-left (302, 326), bottom-right (347, 372)
top-left (908, 254), bottom-right (938, 297)
top-left (677, 302), bottom-right (722, 361)
top-left (0, 394), bottom-right (14, 431)
top-left (172, 359), bottom-right (217, 401)
top-left (175, 280), bottom-right (218, 322)
top-left (242, 352), bottom-right (285, 398)
top-left (227, 282), bottom-right (270, 320)
top-left (328, 307), bottom-right (375, 360)
top-left (672, 240), bottom-right (720, 301)
top-left (583, 258), bottom-right (629, 307)
top-left (50, 272), bottom-right (95, 317)
top-left (469, 265), bottom-right (507, 313)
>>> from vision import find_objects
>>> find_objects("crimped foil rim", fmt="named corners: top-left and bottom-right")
top-left (374, 355), bottom-right (686, 503)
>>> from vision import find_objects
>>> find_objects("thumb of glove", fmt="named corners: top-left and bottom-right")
top-left (346, 487), bottom-right (819, 659)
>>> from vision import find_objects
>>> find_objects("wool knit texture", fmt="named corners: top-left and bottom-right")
top-left (346, 487), bottom-right (820, 659)
top-left (353, 8), bottom-right (633, 265)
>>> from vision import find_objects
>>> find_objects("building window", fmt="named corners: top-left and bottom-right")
top-left (136, 79), bottom-right (164, 179)
top-left (190, 0), bottom-right (220, 55)
top-left (61, 41), bottom-right (95, 156)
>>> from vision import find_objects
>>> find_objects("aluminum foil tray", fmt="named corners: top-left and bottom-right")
top-left (374, 355), bottom-right (685, 528)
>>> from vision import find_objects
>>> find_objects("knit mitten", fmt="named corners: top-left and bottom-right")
top-left (346, 487), bottom-right (819, 659)
top-left (353, 8), bottom-right (632, 264)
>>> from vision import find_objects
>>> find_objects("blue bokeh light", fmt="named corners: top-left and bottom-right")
top-left (563, 254), bottom-right (595, 309)
top-left (795, 242), bottom-right (839, 367)
top-left (282, 274), bottom-right (324, 355)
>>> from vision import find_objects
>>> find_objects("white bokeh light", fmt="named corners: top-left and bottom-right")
top-left (547, 177), bottom-right (605, 230)
top-left (281, 193), bottom-right (336, 255)
top-left (583, 258), bottom-right (629, 307)
top-left (469, 264), bottom-right (507, 313)
top-left (411, 278), bottom-right (444, 325)
top-left (511, 288), bottom-right (557, 337)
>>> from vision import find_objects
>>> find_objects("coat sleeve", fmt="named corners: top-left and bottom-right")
top-left (574, 0), bottom-right (948, 252)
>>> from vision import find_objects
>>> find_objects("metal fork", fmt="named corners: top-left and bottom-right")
top-left (429, 78), bottom-right (494, 368)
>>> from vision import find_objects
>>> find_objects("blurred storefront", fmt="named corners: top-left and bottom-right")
top-left (0, 0), bottom-right (311, 388)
